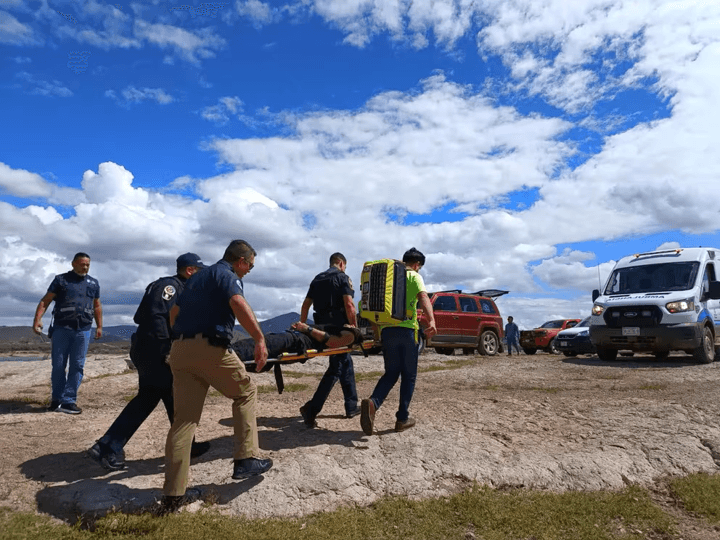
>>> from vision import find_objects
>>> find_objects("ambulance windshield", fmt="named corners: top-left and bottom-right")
top-left (604, 262), bottom-right (699, 295)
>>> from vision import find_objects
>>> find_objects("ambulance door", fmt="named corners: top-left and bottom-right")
top-left (701, 263), bottom-right (720, 326)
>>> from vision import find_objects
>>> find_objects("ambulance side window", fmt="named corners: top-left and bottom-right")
top-left (701, 264), bottom-right (716, 300)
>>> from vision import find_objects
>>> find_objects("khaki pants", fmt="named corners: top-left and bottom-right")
top-left (163, 335), bottom-right (258, 496)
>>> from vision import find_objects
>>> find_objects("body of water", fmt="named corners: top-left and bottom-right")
top-left (0, 356), bottom-right (48, 362)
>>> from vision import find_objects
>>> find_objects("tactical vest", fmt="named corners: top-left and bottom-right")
top-left (359, 259), bottom-right (408, 325)
top-left (52, 273), bottom-right (97, 329)
top-left (311, 267), bottom-right (349, 325)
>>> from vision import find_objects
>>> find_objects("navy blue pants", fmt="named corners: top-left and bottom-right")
top-left (370, 326), bottom-right (418, 423)
top-left (99, 337), bottom-right (173, 454)
top-left (305, 352), bottom-right (358, 417)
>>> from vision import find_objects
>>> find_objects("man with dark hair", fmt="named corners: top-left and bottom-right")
top-left (360, 247), bottom-right (437, 434)
top-left (33, 252), bottom-right (102, 415)
top-left (88, 253), bottom-right (210, 471)
top-left (505, 316), bottom-right (521, 355)
top-left (298, 252), bottom-right (359, 428)
top-left (161, 239), bottom-right (272, 513)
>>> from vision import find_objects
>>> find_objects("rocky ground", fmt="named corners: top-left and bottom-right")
top-left (2, 347), bottom-right (720, 537)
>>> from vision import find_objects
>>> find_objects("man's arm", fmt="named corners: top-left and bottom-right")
top-left (299, 297), bottom-right (313, 324)
top-left (230, 294), bottom-right (268, 370)
top-left (32, 292), bottom-right (55, 334)
top-left (169, 304), bottom-right (180, 328)
top-left (93, 298), bottom-right (103, 339)
top-left (342, 294), bottom-right (357, 327)
top-left (290, 322), bottom-right (355, 349)
top-left (417, 292), bottom-right (437, 338)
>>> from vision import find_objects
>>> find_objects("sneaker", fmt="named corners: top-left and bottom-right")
top-left (159, 487), bottom-right (203, 514)
top-left (88, 442), bottom-right (127, 471)
top-left (299, 404), bottom-right (316, 428)
top-left (345, 406), bottom-right (361, 419)
top-left (190, 440), bottom-right (211, 458)
top-left (87, 442), bottom-right (103, 462)
top-left (101, 451), bottom-right (127, 471)
top-left (232, 457), bottom-right (273, 479)
top-left (360, 398), bottom-right (376, 436)
top-left (394, 417), bottom-right (416, 432)
top-left (58, 403), bottom-right (82, 415)
top-left (46, 400), bottom-right (60, 412)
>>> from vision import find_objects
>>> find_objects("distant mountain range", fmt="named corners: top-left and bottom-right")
top-left (0, 312), bottom-right (308, 344)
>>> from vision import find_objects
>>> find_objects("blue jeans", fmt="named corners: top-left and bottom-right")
top-left (370, 327), bottom-right (417, 422)
top-left (51, 326), bottom-right (91, 404)
top-left (306, 352), bottom-right (358, 416)
top-left (507, 337), bottom-right (522, 354)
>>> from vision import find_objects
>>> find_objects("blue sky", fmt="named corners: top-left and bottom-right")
top-left (1, 0), bottom-right (719, 330)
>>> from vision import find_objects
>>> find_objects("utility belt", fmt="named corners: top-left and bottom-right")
top-left (175, 332), bottom-right (230, 348)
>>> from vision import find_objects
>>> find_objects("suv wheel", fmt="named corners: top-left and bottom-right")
top-left (523, 348), bottom-right (537, 355)
top-left (477, 330), bottom-right (498, 356)
top-left (549, 339), bottom-right (560, 355)
top-left (435, 347), bottom-right (454, 355)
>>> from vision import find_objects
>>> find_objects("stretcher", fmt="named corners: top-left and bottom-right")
top-left (243, 341), bottom-right (375, 394)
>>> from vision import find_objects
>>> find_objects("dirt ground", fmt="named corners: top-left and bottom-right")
top-left (2, 346), bottom-right (720, 538)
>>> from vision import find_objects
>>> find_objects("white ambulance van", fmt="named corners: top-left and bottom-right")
top-left (589, 247), bottom-right (720, 363)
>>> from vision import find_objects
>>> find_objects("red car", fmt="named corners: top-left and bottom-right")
top-left (520, 319), bottom-right (581, 355)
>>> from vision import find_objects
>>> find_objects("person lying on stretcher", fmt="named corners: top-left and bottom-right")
top-left (232, 322), bottom-right (364, 370)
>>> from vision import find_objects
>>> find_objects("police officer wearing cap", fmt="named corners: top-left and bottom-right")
top-left (88, 253), bottom-right (210, 471)
top-left (299, 252), bottom-right (359, 428)
top-left (161, 239), bottom-right (271, 513)
top-left (33, 252), bottom-right (102, 415)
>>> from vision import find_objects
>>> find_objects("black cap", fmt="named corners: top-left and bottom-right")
top-left (176, 252), bottom-right (205, 268)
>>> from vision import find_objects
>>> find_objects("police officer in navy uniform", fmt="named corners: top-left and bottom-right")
top-left (162, 239), bottom-right (271, 513)
top-left (33, 252), bottom-right (102, 415)
top-left (299, 252), bottom-right (359, 427)
top-left (88, 253), bottom-right (210, 470)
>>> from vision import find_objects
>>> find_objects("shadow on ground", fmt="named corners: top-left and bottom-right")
top-left (562, 355), bottom-right (699, 369)
top-left (0, 399), bottom-right (47, 414)
top-left (219, 415), bottom-right (365, 450)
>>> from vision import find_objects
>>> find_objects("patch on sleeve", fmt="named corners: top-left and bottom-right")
top-left (347, 277), bottom-right (354, 290)
top-left (162, 285), bottom-right (176, 301)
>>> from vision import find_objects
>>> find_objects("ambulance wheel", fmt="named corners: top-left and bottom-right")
top-left (478, 330), bottom-right (498, 356)
top-left (693, 326), bottom-right (715, 364)
top-left (596, 348), bottom-right (618, 362)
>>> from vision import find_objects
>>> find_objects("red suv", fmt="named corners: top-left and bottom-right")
top-left (418, 289), bottom-right (507, 355)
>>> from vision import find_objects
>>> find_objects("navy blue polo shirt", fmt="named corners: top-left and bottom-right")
top-left (172, 259), bottom-right (244, 342)
top-left (133, 274), bottom-right (186, 341)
